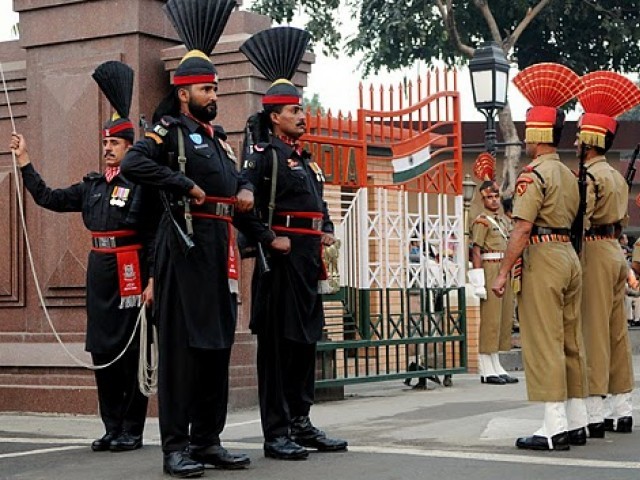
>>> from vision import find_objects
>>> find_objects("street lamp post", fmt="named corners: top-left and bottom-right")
top-left (462, 173), bottom-right (477, 265)
top-left (468, 41), bottom-right (510, 159)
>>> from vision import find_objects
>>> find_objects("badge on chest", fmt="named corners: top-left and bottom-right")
top-left (110, 186), bottom-right (130, 207)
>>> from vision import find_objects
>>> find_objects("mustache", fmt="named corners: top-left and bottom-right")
top-left (296, 121), bottom-right (306, 127)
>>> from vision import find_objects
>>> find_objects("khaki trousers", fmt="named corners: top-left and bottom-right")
top-left (500, 275), bottom-right (515, 351)
top-left (519, 241), bottom-right (588, 402)
top-left (581, 239), bottom-right (634, 395)
top-left (480, 262), bottom-right (502, 353)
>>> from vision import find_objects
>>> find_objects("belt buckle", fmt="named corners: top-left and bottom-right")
top-left (96, 236), bottom-right (115, 248)
top-left (312, 218), bottom-right (322, 231)
top-left (285, 215), bottom-right (292, 227)
top-left (215, 203), bottom-right (225, 216)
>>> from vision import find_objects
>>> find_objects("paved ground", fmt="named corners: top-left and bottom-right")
top-left (2, 356), bottom-right (640, 480)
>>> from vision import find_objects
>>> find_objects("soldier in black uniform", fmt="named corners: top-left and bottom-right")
top-left (8, 60), bottom-right (156, 453)
top-left (236, 26), bottom-right (348, 461)
top-left (120, 0), bottom-right (253, 477)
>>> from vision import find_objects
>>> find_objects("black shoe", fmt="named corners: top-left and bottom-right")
top-left (91, 432), bottom-right (118, 452)
top-left (568, 427), bottom-right (587, 446)
top-left (604, 417), bottom-right (633, 433)
top-left (290, 416), bottom-right (348, 452)
top-left (263, 436), bottom-right (309, 460)
top-left (499, 374), bottom-right (519, 384)
top-left (189, 444), bottom-right (250, 470)
top-left (110, 432), bottom-right (143, 452)
top-left (481, 375), bottom-right (506, 385)
top-left (515, 432), bottom-right (570, 451)
top-left (163, 451), bottom-right (204, 478)
top-left (587, 422), bottom-right (605, 438)
top-left (615, 416), bottom-right (633, 433)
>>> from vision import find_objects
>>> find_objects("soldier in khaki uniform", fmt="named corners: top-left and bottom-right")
top-left (492, 63), bottom-right (588, 451)
top-left (500, 197), bottom-right (517, 348)
top-left (468, 181), bottom-right (518, 385)
top-left (575, 72), bottom-right (640, 437)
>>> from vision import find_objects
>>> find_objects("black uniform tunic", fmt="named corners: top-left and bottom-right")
top-left (121, 113), bottom-right (252, 452)
top-left (235, 136), bottom-right (333, 440)
top-left (19, 162), bottom-right (158, 436)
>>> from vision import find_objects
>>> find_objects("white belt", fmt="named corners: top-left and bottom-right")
top-left (481, 252), bottom-right (504, 260)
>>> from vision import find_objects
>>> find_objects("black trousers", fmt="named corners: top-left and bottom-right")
top-left (158, 310), bottom-right (231, 453)
top-left (92, 348), bottom-right (148, 437)
top-left (257, 332), bottom-right (316, 440)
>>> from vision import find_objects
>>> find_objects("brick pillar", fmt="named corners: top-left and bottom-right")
top-left (0, 0), bottom-right (178, 414)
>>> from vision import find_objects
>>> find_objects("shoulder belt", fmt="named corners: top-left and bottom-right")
top-left (519, 165), bottom-right (546, 195)
top-left (584, 166), bottom-right (599, 200)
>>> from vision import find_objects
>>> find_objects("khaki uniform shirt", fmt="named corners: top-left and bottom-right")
top-left (584, 155), bottom-right (628, 229)
top-left (470, 209), bottom-right (509, 252)
top-left (513, 152), bottom-right (579, 228)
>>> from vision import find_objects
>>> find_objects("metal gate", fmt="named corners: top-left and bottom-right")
top-left (302, 69), bottom-right (466, 386)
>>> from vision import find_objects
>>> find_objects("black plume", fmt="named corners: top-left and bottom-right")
top-left (163, 0), bottom-right (236, 55)
top-left (240, 26), bottom-right (311, 82)
top-left (91, 61), bottom-right (134, 119)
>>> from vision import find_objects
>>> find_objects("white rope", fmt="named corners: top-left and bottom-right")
top-left (1, 61), bottom-right (143, 372)
top-left (137, 306), bottom-right (158, 396)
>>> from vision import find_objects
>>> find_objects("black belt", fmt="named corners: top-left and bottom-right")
top-left (530, 226), bottom-right (571, 236)
top-left (585, 223), bottom-right (617, 237)
top-left (272, 215), bottom-right (323, 231)
top-left (191, 201), bottom-right (234, 217)
top-left (91, 234), bottom-right (139, 249)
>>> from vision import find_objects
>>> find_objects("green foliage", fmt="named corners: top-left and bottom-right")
top-left (303, 93), bottom-right (326, 115)
top-left (250, 0), bottom-right (640, 76)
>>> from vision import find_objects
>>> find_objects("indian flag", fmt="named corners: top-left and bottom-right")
top-left (392, 145), bottom-right (431, 183)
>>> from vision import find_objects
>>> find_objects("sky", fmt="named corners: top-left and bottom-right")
top-left (0, 2), bottom-right (533, 121)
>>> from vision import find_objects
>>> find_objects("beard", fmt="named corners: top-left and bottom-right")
top-left (189, 100), bottom-right (217, 122)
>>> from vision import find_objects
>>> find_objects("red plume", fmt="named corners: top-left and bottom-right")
top-left (579, 71), bottom-right (640, 117)
top-left (473, 152), bottom-right (496, 181)
top-left (513, 63), bottom-right (583, 107)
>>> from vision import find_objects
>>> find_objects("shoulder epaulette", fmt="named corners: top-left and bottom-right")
top-left (83, 171), bottom-right (102, 181)
top-left (213, 125), bottom-right (227, 140)
top-left (472, 216), bottom-right (490, 227)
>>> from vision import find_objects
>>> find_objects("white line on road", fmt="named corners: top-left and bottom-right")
top-left (0, 445), bottom-right (84, 459)
top-left (2, 437), bottom-right (640, 470)
top-left (349, 445), bottom-right (640, 470)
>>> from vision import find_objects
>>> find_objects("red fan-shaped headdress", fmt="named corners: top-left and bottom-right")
top-left (473, 152), bottom-right (495, 181)
top-left (512, 63), bottom-right (583, 144)
top-left (577, 71), bottom-right (640, 148)
top-left (473, 152), bottom-right (499, 193)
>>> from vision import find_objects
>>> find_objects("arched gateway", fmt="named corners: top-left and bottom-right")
top-left (302, 70), bottom-right (467, 387)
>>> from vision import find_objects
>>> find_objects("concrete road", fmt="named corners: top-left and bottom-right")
top-left (2, 359), bottom-right (640, 480)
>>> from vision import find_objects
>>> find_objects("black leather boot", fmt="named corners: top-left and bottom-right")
top-left (91, 432), bottom-right (118, 452)
top-left (163, 450), bottom-right (204, 478)
top-left (290, 416), bottom-right (348, 452)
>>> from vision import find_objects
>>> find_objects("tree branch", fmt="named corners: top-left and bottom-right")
top-left (504, 0), bottom-right (553, 52)
top-left (435, 0), bottom-right (475, 58)
top-left (473, 0), bottom-right (503, 44)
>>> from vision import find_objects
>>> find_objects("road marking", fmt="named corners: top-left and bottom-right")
top-left (349, 445), bottom-right (640, 470)
top-left (0, 445), bottom-right (83, 459)
top-left (2, 437), bottom-right (640, 470)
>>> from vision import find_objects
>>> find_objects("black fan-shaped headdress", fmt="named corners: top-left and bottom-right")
top-left (240, 26), bottom-right (311, 106)
top-left (163, 0), bottom-right (236, 86)
top-left (92, 60), bottom-right (135, 142)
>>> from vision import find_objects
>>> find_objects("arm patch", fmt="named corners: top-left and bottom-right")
top-left (145, 131), bottom-right (163, 145)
